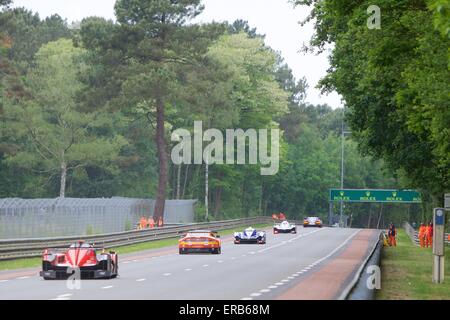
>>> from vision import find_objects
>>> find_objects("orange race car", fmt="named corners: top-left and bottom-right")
top-left (178, 230), bottom-right (222, 254)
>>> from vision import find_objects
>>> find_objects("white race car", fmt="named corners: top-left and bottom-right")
top-left (273, 220), bottom-right (296, 234)
top-left (234, 227), bottom-right (266, 244)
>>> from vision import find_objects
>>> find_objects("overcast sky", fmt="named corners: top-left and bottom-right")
top-left (13, 0), bottom-right (343, 108)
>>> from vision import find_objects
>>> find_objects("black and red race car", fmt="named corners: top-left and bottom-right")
top-left (39, 241), bottom-right (118, 280)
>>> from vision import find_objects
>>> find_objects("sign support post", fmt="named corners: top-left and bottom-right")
top-left (432, 208), bottom-right (445, 284)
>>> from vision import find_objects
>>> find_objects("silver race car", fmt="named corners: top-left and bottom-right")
top-left (234, 227), bottom-right (266, 244)
top-left (273, 220), bottom-right (297, 234)
top-left (303, 216), bottom-right (323, 228)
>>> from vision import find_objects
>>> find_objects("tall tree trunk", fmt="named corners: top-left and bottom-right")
top-left (153, 97), bottom-right (168, 224)
top-left (214, 187), bottom-right (223, 217)
top-left (367, 204), bottom-right (372, 229)
top-left (205, 164), bottom-right (209, 221)
top-left (182, 164), bottom-right (189, 199)
top-left (60, 160), bottom-right (67, 198)
top-left (176, 164), bottom-right (181, 200)
top-left (376, 204), bottom-right (383, 229)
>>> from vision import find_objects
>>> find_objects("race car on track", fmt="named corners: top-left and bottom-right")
top-left (273, 220), bottom-right (297, 234)
top-left (39, 241), bottom-right (118, 280)
top-left (234, 227), bottom-right (266, 244)
top-left (303, 216), bottom-right (323, 228)
top-left (179, 230), bottom-right (221, 254)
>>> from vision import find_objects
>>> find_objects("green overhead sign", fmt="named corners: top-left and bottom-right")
top-left (329, 189), bottom-right (422, 203)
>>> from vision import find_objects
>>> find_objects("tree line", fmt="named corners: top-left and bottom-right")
top-left (1, 0), bottom-right (427, 227)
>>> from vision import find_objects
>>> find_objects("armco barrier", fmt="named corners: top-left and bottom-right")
top-left (0, 217), bottom-right (275, 261)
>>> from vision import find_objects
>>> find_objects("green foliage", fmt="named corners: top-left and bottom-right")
top-left (0, 1), bottom-right (408, 228)
top-left (296, 0), bottom-right (450, 204)
top-left (2, 39), bottom-right (127, 197)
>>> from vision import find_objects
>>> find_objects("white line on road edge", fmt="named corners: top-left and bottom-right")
top-left (241, 297), bottom-right (253, 300)
top-left (0, 280), bottom-right (9, 283)
top-left (102, 286), bottom-right (113, 289)
top-left (185, 268), bottom-right (192, 271)
top-left (247, 229), bottom-right (361, 300)
top-left (258, 228), bottom-right (325, 253)
top-left (250, 293), bottom-right (261, 297)
top-left (163, 273), bottom-right (171, 276)
top-left (202, 264), bottom-right (209, 268)
top-left (16, 276), bottom-right (30, 280)
top-left (136, 278), bottom-right (146, 282)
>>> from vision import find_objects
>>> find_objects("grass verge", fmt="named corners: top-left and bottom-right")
top-left (0, 223), bottom-right (271, 271)
top-left (376, 229), bottom-right (450, 300)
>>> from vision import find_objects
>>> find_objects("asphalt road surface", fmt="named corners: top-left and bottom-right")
top-left (0, 227), bottom-right (379, 300)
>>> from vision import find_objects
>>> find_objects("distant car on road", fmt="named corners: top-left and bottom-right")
top-left (179, 230), bottom-right (221, 254)
top-left (274, 220), bottom-right (297, 234)
top-left (234, 227), bottom-right (266, 244)
top-left (39, 241), bottom-right (118, 280)
top-left (303, 217), bottom-right (323, 228)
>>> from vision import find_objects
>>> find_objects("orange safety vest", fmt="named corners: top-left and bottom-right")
top-left (147, 217), bottom-right (155, 228)
top-left (418, 226), bottom-right (426, 236)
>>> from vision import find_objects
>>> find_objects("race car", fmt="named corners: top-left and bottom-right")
top-left (273, 220), bottom-right (297, 234)
top-left (234, 227), bottom-right (266, 244)
top-left (179, 230), bottom-right (221, 254)
top-left (303, 216), bottom-right (323, 228)
top-left (39, 241), bottom-right (118, 280)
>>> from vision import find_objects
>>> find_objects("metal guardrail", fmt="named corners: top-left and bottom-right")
top-left (403, 222), bottom-right (449, 246)
top-left (339, 231), bottom-right (382, 300)
top-left (0, 217), bottom-right (274, 261)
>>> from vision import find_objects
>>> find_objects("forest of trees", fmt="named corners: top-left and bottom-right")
top-left (1, 0), bottom-right (443, 227)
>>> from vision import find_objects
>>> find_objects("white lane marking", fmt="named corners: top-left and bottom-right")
top-left (268, 285), bottom-right (278, 289)
top-left (250, 293), bottom-right (261, 297)
top-left (241, 297), bottom-right (253, 300)
top-left (16, 276), bottom-right (30, 280)
top-left (217, 260), bottom-right (223, 263)
top-left (0, 280), bottom-right (8, 283)
top-left (123, 261), bottom-right (130, 264)
top-left (308, 230), bottom-right (360, 267)
top-left (242, 255), bottom-right (247, 257)
top-left (163, 273), bottom-right (172, 276)
top-left (185, 268), bottom-right (192, 271)
top-left (202, 264), bottom-right (209, 268)
top-left (258, 229), bottom-right (325, 253)
top-left (133, 260), bottom-right (139, 262)
top-left (260, 289), bottom-right (271, 293)
top-left (292, 274), bottom-right (299, 277)
top-left (136, 278), bottom-right (146, 282)
top-left (247, 229), bottom-right (362, 300)
top-left (287, 276), bottom-right (294, 279)
top-left (102, 286), bottom-right (113, 289)
top-left (249, 252), bottom-right (256, 255)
